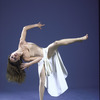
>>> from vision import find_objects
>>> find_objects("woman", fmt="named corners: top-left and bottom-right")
top-left (7, 22), bottom-right (88, 100)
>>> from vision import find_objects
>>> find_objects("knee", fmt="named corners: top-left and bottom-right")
top-left (40, 79), bottom-right (45, 86)
top-left (54, 40), bottom-right (59, 46)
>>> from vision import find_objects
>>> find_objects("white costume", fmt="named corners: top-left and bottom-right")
top-left (38, 47), bottom-right (68, 97)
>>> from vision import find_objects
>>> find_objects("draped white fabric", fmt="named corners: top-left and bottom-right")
top-left (38, 48), bottom-right (68, 97)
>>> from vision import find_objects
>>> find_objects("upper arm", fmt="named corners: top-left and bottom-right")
top-left (20, 27), bottom-right (27, 41)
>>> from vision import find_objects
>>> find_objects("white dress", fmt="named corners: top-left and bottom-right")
top-left (38, 47), bottom-right (68, 97)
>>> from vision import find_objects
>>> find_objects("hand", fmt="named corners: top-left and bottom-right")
top-left (20, 63), bottom-right (29, 70)
top-left (37, 22), bottom-right (45, 29)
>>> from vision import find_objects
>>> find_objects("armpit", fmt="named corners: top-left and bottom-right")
top-left (19, 39), bottom-right (26, 44)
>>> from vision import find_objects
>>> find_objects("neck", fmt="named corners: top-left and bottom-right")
top-left (15, 48), bottom-right (23, 56)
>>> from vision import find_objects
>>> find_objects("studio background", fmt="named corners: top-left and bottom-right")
top-left (0, 0), bottom-right (99, 100)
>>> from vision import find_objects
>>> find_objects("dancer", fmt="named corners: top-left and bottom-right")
top-left (7, 22), bottom-right (88, 100)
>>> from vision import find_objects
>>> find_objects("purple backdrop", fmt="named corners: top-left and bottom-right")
top-left (0, 0), bottom-right (99, 100)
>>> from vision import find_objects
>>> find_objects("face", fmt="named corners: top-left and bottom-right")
top-left (10, 52), bottom-right (20, 62)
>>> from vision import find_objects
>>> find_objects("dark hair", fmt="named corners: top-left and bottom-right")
top-left (6, 55), bottom-right (26, 84)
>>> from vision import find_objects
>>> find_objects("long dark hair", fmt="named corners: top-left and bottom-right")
top-left (6, 55), bottom-right (26, 84)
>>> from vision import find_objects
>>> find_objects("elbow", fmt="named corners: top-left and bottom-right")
top-left (23, 26), bottom-right (28, 30)
top-left (38, 57), bottom-right (42, 62)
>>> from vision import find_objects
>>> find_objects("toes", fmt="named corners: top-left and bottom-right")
top-left (86, 34), bottom-right (88, 39)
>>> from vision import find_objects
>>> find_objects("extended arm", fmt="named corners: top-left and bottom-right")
top-left (20, 22), bottom-right (45, 41)
top-left (20, 57), bottom-right (42, 70)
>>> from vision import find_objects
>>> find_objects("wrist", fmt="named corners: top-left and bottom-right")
top-left (33, 24), bottom-right (39, 27)
top-left (25, 63), bottom-right (30, 68)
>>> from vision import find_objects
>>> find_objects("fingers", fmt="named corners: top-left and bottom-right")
top-left (38, 22), bottom-right (45, 29)
top-left (20, 63), bottom-right (25, 70)
top-left (20, 63), bottom-right (29, 70)
top-left (39, 27), bottom-right (42, 29)
top-left (42, 24), bottom-right (45, 26)
top-left (20, 66), bottom-right (25, 70)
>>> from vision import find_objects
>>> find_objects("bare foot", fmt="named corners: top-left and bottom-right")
top-left (82, 34), bottom-right (88, 40)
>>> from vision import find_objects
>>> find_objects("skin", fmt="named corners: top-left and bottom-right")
top-left (10, 22), bottom-right (88, 100)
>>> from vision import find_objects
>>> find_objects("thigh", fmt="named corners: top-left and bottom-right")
top-left (47, 41), bottom-right (59, 59)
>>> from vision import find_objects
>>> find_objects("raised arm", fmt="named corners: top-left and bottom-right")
top-left (20, 22), bottom-right (45, 41)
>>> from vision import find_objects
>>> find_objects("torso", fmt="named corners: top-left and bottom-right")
top-left (19, 41), bottom-right (43, 61)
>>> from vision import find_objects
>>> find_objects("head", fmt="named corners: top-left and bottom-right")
top-left (9, 51), bottom-right (22, 62)
top-left (7, 54), bottom-right (26, 84)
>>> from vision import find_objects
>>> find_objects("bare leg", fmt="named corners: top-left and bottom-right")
top-left (39, 65), bottom-right (45, 100)
top-left (47, 34), bottom-right (88, 58)
top-left (55, 34), bottom-right (88, 45)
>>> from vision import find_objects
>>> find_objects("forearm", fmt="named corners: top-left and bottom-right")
top-left (24, 22), bottom-right (45, 30)
top-left (20, 24), bottom-right (38, 41)
top-left (27, 57), bottom-right (42, 67)
top-left (24, 24), bottom-right (38, 30)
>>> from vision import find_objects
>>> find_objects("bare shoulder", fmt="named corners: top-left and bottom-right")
top-left (19, 40), bottom-right (26, 45)
top-left (26, 42), bottom-right (41, 48)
